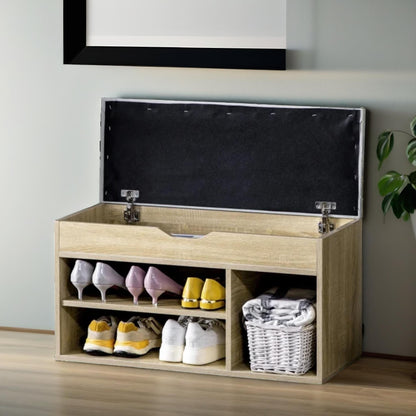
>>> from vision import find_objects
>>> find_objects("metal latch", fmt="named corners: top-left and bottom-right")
top-left (121, 190), bottom-right (140, 224)
top-left (315, 201), bottom-right (336, 234)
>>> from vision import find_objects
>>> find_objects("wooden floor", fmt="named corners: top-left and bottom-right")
top-left (0, 331), bottom-right (415, 416)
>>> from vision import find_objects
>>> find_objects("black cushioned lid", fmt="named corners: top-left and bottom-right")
top-left (101, 99), bottom-right (365, 217)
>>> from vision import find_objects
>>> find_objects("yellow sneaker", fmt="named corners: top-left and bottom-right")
top-left (200, 279), bottom-right (225, 310)
top-left (181, 277), bottom-right (204, 309)
top-left (83, 316), bottom-right (118, 355)
top-left (114, 316), bottom-right (162, 357)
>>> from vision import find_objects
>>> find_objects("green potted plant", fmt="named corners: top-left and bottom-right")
top-left (376, 115), bottom-right (416, 222)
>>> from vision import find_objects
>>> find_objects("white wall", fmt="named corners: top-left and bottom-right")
top-left (0, 0), bottom-right (415, 356)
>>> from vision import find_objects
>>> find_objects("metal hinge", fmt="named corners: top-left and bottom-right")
top-left (121, 190), bottom-right (140, 224)
top-left (315, 201), bottom-right (336, 234)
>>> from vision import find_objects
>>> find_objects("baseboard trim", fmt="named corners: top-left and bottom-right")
top-left (0, 326), bottom-right (54, 335)
top-left (362, 351), bottom-right (416, 362)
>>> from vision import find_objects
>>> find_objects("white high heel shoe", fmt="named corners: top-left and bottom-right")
top-left (70, 260), bottom-right (94, 300)
top-left (92, 262), bottom-right (126, 302)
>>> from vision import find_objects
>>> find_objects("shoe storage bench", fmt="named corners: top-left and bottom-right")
top-left (55, 203), bottom-right (362, 384)
top-left (55, 99), bottom-right (365, 384)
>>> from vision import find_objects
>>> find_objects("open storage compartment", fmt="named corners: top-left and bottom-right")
top-left (55, 99), bottom-right (365, 384)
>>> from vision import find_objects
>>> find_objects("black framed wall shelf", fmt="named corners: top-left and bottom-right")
top-left (63, 0), bottom-right (286, 70)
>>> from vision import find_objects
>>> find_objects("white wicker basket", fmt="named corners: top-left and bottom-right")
top-left (246, 321), bottom-right (316, 375)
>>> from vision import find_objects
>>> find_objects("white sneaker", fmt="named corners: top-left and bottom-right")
top-left (182, 319), bottom-right (225, 365)
top-left (159, 316), bottom-right (195, 362)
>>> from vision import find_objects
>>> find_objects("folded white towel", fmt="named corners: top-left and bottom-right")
top-left (242, 286), bottom-right (316, 327)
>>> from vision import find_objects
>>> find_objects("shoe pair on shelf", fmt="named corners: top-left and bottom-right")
top-left (70, 260), bottom-right (183, 305)
top-left (159, 316), bottom-right (225, 365)
top-left (181, 277), bottom-right (225, 310)
top-left (83, 315), bottom-right (162, 357)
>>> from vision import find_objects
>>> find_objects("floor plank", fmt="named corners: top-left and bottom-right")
top-left (0, 331), bottom-right (415, 416)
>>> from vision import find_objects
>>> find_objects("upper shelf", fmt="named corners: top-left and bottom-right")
top-left (62, 296), bottom-right (226, 320)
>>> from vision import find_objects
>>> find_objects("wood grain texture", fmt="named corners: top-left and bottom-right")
top-left (55, 203), bottom-right (361, 384)
top-left (226, 270), bottom-right (260, 371)
top-left (62, 297), bottom-right (226, 320)
top-left (55, 255), bottom-right (85, 356)
top-left (1, 331), bottom-right (415, 416)
top-left (59, 203), bottom-right (351, 237)
top-left (54, 222), bottom-right (62, 356)
top-left (57, 220), bottom-right (318, 273)
top-left (56, 351), bottom-right (227, 376)
top-left (58, 203), bottom-right (105, 222)
top-left (317, 219), bottom-right (362, 382)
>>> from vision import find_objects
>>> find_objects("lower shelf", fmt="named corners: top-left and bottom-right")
top-left (55, 351), bottom-right (320, 383)
top-left (56, 350), bottom-right (227, 376)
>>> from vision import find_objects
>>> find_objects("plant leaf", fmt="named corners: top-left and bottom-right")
top-left (376, 131), bottom-right (394, 169)
top-left (391, 194), bottom-right (404, 219)
top-left (377, 171), bottom-right (406, 196)
top-left (381, 193), bottom-right (395, 214)
top-left (406, 139), bottom-right (416, 166)
top-left (398, 184), bottom-right (416, 214)
top-left (410, 115), bottom-right (416, 137)
top-left (409, 171), bottom-right (416, 189)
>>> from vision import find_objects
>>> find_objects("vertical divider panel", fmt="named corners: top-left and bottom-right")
top-left (227, 270), bottom-right (259, 371)
top-left (225, 269), bottom-right (232, 371)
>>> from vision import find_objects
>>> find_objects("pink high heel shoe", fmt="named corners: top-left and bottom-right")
top-left (92, 262), bottom-right (126, 302)
top-left (70, 259), bottom-right (94, 300)
top-left (144, 266), bottom-right (183, 306)
top-left (125, 265), bottom-right (146, 304)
